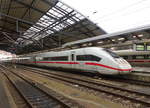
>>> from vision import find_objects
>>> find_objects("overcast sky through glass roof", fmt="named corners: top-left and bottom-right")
top-left (62, 0), bottom-right (150, 33)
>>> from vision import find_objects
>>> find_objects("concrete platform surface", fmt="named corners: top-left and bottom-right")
top-left (133, 67), bottom-right (150, 73)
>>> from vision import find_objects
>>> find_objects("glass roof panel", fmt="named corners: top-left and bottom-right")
top-left (19, 1), bottom-right (87, 46)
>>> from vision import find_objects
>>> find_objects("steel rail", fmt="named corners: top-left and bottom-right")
top-left (20, 66), bottom-right (150, 107)
top-left (0, 65), bottom-right (81, 108)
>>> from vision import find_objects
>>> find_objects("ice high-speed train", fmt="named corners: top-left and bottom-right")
top-left (115, 49), bottom-right (150, 67)
top-left (15, 47), bottom-right (132, 75)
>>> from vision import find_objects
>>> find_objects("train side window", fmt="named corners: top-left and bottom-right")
top-left (52, 56), bottom-right (68, 61)
top-left (103, 49), bottom-right (120, 58)
top-left (43, 56), bottom-right (68, 61)
top-left (43, 57), bottom-right (49, 61)
top-left (147, 55), bottom-right (150, 59)
top-left (132, 55), bottom-right (136, 59)
top-left (76, 55), bottom-right (85, 61)
top-left (145, 55), bottom-right (150, 59)
top-left (71, 54), bottom-right (74, 61)
top-left (76, 55), bottom-right (101, 62)
top-left (122, 56), bottom-right (128, 59)
top-left (91, 55), bottom-right (101, 61)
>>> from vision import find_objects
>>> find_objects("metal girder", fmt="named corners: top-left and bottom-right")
top-left (0, 42), bottom-right (10, 45)
top-left (1, 32), bottom-right (16, 43)
top-left (50, 19), bottom-right (101, 41)
top-left (18, 36), bottom-right (44, 49)
top-left (42, 0), bottom-right (58, 7)
top-left (42, 0), bottom-right (78, 26)
top-left (0, 12), bottom-right (36, 25)
top-left (35, 19), bottom-right (100, 47)
top-left (0, 0), bottom-right (106, 54)
top-left (12, 0), bottom-right (58, 20)
top-left (0, 25), bottom-right (18, 33)
top-left (53, 27), bottom-right (99, 41)
top-left (42, 0), bottom-right (94, 38)
top-left (59, 0), bottom-right (106, 35)
top-left (69, 18), bottom-right (96, 37)
top-left (30, 10), bottom-right (75, 42)
top-left (2, 0), bottom-right (13, 29)
top-left (21, 0), bottom-right (35, 19)
top-left (37, 11), bottom-right (74, 34)
top-left (0, 18), bottom-right (28, 31)
top-left (1, 6), bottom-right (26, 10)
top-left (0, 12), bottom-right (50, 32)
top-left (7, 0), bottom-right (12, 15)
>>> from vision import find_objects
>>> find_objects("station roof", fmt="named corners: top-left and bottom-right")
top-left (62, 24), bottom-right (150, 48)
top-left (0, 0), bottom-right (106, 54)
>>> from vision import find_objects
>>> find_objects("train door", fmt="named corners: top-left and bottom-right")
top-left (33, 56), bottom-right (36, 64)
top-left (76, 50), bottom-right (85, 70)
top-left (83, 50), bottom-right (97, 72)
top-left (70, 51), bottom-right (76, 69)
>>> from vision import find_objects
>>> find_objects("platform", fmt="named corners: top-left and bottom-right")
top-left (120, 67), bottom-right (150, 82)
top-left (133, 67), bottom-right (150, 73)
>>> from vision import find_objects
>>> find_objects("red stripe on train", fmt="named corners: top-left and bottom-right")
top-left (85, 62), bottom-right (132, 71)
top-left (33, 61), bottom-right (131, 71)
top-left (32, 61), bottom-right (79, 64)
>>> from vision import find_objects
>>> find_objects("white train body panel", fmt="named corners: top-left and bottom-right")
top-left (16, 47), bottom-right (132, 75)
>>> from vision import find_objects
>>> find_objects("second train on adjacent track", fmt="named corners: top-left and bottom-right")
top-left (115, 49), bottom-right (150, 67)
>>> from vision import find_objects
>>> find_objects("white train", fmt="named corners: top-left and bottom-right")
top-left (115, 49), bottom-right (150, 67)
top-left (16, 47), bottom-right (132, 75)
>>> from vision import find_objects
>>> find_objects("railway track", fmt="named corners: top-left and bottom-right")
top-left (16, 66), bottom-right (150, 107)
top-left (106, 71), bottom-right (150, 86)
top-left (132, 71), bottom-right (150, 74)
top-left (18, 64), bottom-right (150, 87)
top-left (20, 64), bottom-right (150, 87)
top-left (0, 65), bottom-right (83, 108)
top-left (101, 75), bottom-right (150, 87)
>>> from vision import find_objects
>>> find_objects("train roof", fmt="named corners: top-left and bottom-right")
top-left (41, 47), bottom-right (103, 54)
top-left (115, 49), bottom-right (150, 55)
top-left (19, 47), bottom-right (104, 57)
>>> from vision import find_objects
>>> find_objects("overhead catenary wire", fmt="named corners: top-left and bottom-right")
top-left (92, 0), bottom-right (148, 21)
top-left (94, 4), bottom-right (150, 22)
top-left (89, 0), bottom-right (150, 33)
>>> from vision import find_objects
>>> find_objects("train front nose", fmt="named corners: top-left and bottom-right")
top-left (118, 66), bottom-right (132, 74)
top-left (115, 58), bottom-right (132, 74)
